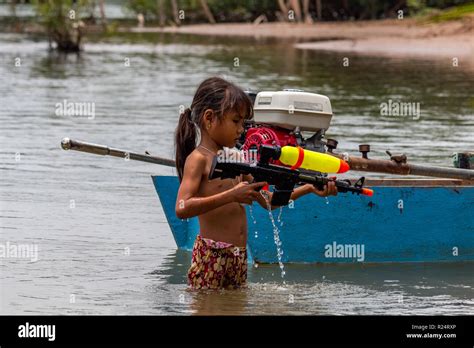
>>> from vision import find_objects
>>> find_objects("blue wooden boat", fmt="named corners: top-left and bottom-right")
top-left (152, 175), bottom-right (474, 264)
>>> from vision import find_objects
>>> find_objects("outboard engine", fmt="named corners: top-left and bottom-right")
top-left (241, 90), bottom-right (335, 158)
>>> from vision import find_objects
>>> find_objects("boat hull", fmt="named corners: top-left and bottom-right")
top-left (152, 175), bottom-right (474, 264)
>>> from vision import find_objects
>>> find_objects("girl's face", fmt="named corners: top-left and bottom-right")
top-left (208, 109), bottom-right (245, 148)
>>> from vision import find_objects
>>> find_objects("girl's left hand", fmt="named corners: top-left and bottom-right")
top-left (307, 181), bottom-right (338, 197)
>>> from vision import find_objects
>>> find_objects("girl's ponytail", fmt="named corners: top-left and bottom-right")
top-left (175, 107), bottom-right (196, 182)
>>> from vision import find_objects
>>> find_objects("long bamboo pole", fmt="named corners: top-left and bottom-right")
top-left (330, 153), bottom-right (474, 181)
top-left (61, 138), bottom-right (474, 181)
top-left (61, 138), bottom-right (175, 167)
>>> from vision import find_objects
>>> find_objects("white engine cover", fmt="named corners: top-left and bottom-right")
top-left (253, 90), bottom-right (333, 132)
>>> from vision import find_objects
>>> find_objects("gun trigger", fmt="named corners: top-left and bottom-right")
top-left (354, 177), bottom-right (365, 189)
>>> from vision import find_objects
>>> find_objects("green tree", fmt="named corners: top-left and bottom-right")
top-left (33, 0), bottom-right (93, 52)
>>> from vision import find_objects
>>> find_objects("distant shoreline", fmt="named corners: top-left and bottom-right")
top-left (126, 18), bottom-right (473, 61)
top-left (3, 15), bottom-right (472, 63)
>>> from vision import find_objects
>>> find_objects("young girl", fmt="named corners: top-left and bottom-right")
top-left (175, 77), bottom-right (337, 290)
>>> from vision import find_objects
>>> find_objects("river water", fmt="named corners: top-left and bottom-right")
top-left (0, 32), bottom-right (473, 315)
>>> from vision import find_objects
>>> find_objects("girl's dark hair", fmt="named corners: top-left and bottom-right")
top-left (175, 77), bottom-right (254, 182)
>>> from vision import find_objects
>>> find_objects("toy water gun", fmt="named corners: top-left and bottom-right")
top-left (209, 145), bottom-right (373, 206)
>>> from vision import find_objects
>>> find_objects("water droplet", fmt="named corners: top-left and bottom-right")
top-left (277, 206), bottom-right (283, 222)
top-left (325, 197), bottom-right (329, 205)
top-left (248, 205), bottom-right (258, 224)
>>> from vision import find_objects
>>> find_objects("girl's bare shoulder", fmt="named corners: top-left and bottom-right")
top-left (187, 148), bottom-right (207, 162)
top-left (183, 149), bottom-right (208, 172)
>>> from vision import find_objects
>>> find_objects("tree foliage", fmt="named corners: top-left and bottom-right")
top-left (124, 0), bottom-right (474, 23)
top-left (33, 0), bottom-right (93, 51)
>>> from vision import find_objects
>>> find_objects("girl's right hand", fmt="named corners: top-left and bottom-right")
top-left (230, 181), bottom-right (268, 204)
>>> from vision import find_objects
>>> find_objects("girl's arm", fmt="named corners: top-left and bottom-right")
top-left (176, 153), bottom-right (266, 219)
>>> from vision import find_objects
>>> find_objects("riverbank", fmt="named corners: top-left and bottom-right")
top-left (3, 11), bottom-right (472, 62)
top-left (125, 17), bottom-right (473, 60)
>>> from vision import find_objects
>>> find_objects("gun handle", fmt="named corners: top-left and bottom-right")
top-left (271, 189), bottom-right (293, 206)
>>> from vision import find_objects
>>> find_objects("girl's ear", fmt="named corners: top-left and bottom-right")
top-left (203, 109), bottom-right (215, 124)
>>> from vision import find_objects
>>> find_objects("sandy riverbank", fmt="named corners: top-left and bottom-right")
top-left (126, 17), bottom-right (473, 61)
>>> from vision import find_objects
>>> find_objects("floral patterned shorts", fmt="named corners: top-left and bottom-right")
top-left (188, 235), bottom-right (247, 290)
